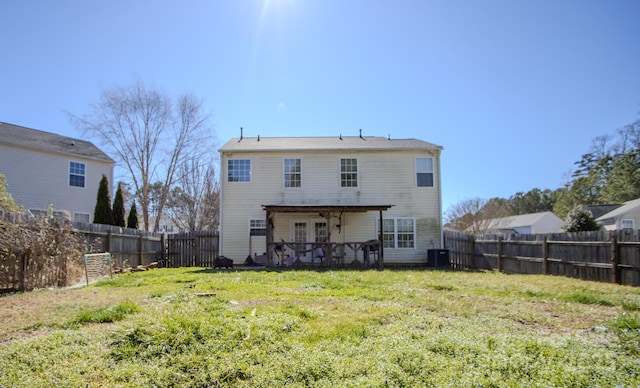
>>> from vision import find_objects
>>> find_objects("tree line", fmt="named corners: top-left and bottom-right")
top-left (446, 115), bottom-right (640, 233)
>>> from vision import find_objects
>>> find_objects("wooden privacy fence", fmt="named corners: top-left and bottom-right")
top-left (444, 229), bottom-right (640, 286)
top-left (167, 231), bottom-right (219, 267)
top-left (74, 224), bottom-right (219, 268)
top-left (74, 222), bottom-right (165, 268)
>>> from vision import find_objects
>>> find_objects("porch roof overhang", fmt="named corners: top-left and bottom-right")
top-left (261, 204), bottom-right (394, 213)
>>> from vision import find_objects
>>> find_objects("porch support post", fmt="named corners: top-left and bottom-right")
top-left (378, 209), bottom-right (384, 270)
top-left (324, 212), bottom-right (332, 267)
top-left (266, 210), bottom-right (274, 266)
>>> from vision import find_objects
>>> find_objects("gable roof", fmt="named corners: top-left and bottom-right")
top-left (488, 212), bottom-right (559, 229)
top-left (0, 122), bottom-right (113, 163)
top-left (596, 197), bottom-right (640, 221)
top-left (584, 204), bottom-right (623, 219)
top-left (219, 136), bottom-right (442, 153)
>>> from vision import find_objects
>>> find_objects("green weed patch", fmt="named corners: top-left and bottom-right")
top-left (0, 268), bottom-right (639, 387)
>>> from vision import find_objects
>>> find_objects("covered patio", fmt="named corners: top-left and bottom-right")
top-left (261, 204), bottom-right (393, 269)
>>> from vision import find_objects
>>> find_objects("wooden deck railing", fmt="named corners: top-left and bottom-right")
top-left (264, 240), bottom-right (381, 268)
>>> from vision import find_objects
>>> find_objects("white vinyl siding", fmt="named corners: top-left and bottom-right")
top-left (0, 143), bottom-right (112, 222)
top-left (219, 148), bottom-right (441, 263)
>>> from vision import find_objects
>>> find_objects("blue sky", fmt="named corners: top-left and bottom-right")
top-left (2, 0), bottom-right (639, 212)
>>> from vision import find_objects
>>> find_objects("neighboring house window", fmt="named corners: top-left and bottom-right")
top-left (621, 219), bottom-right (635, 229)
top-left (160, 224), bottom-right (174, 233)
top-left (228, 159), bottom-right (251, 182)
top-left (340, 158), bottom-right (358, 187)
top-left (69, 161), bottom-right (86, 188)
top-left (378, 218), bottom-right (415, 249)
top-left (250, 219), bottom-right (266, 236)
top-left (74, 213), bottom-right (90, 223)
top-left (416, 157), bottom-right (434, 187)
top-left (284, 158), bottom-right (302, 188)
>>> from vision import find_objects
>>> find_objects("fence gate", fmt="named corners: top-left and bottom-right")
top-left (167, 231), bottom-right (219, 267)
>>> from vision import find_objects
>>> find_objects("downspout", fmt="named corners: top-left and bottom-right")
top-left (378, 209), bottom-right (384, 269)
top-left (218, 150), bottom-right (225, 258)
top-left (437, 149), bottom-right (444, 248)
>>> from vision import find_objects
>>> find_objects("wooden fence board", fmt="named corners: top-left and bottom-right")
top-left (444, 229), bottom-right (640, 286)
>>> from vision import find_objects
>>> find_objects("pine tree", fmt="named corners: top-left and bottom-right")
top-left (127, 202), bottom-right (139, 229)
top-left (94, 175), bottom-right (114, 225)
top-left (112, 182), bottom-right (126, 227)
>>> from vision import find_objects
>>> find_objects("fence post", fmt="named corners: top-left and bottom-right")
top-left (497, 236), bottom-right (503, 272)
top-left (138, 234), bottom-right (143, 267)
top-left (542, 235), bottom-right (549, 275)
top-left (106, 230), bottom-right (112, 253)
top-left (470, 235), bottom-right (476, 269)
top-left (161, 233), bottom-right (166, 267)
top-left (19, 250), bottom-right (28, 291)
top-left (610, 233), bottom-right (620, 284)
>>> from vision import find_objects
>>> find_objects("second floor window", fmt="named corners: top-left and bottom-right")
top-left (416, 157), bottom-right (434, 187)
top-left (284, 158), bottom-right (301, 188)
top-left (69, 161), bottom-right (85, 187)
top-left (340, 158), bottom-right (358, 187)
top-left (228, 159), bottom-right (251, 182)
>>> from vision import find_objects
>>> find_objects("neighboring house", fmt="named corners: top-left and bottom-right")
top-left (0, 122), bottom-right (114, 222)
top-left (596, 197), bottom-right (640, 231)
top-left (482, 211), bottom-right (564, 235)
top-left (218, 135), bottom-right (443, 266)
top-left (583, 204), bottom-right (622, 220)
top-left (144, 215), bottom-right (183, 234)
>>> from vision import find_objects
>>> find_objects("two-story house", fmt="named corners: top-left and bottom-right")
top-left (0, 122), bottom-right (114, 222)
top-left (218, 135), bottom-right (443, 267)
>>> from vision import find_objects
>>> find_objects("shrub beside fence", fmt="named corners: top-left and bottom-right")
top-left (1, 217), bottom-right (219, 292)
top-left (444, 229), bottom-right (640, 286)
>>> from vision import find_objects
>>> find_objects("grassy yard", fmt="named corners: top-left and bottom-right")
top-left (0, 268), bottom-right (639, 387)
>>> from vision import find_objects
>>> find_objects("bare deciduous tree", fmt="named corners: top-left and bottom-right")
top-left (69, 80), bottom-right (214, 232)
top-left (165, 156), bottom-right (220, 231)
top-left (444, 197), bottom-right (512, 234)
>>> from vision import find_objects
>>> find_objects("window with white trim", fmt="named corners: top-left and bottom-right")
top-left (74, 213), bottom-right (90, 223)
top-left (69, 161), bottom-right (86, 187)
top-left (621, 219), bottom-right (635, 229)
top-left (250, 219), bottom-right (267, 236)
top-left (314, 222), bottom-right (327, 242)
top-left (377, 218), bottom-right (415, 249)
top-left (284, 158), bottom-right (301, 188)
top-left (340, 158), bottom-right (358, 187)
top-left (228, 159), bottom-right (251, 182)
top-left (416, 157), bottom-right (434, 187)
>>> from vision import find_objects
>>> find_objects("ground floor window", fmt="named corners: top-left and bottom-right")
top-left (74, 213), bottom-right (90, 223)
top-left (249, 219), bottom-right (266, 236)
top-left (377, 218), bottom-right (415, 249)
